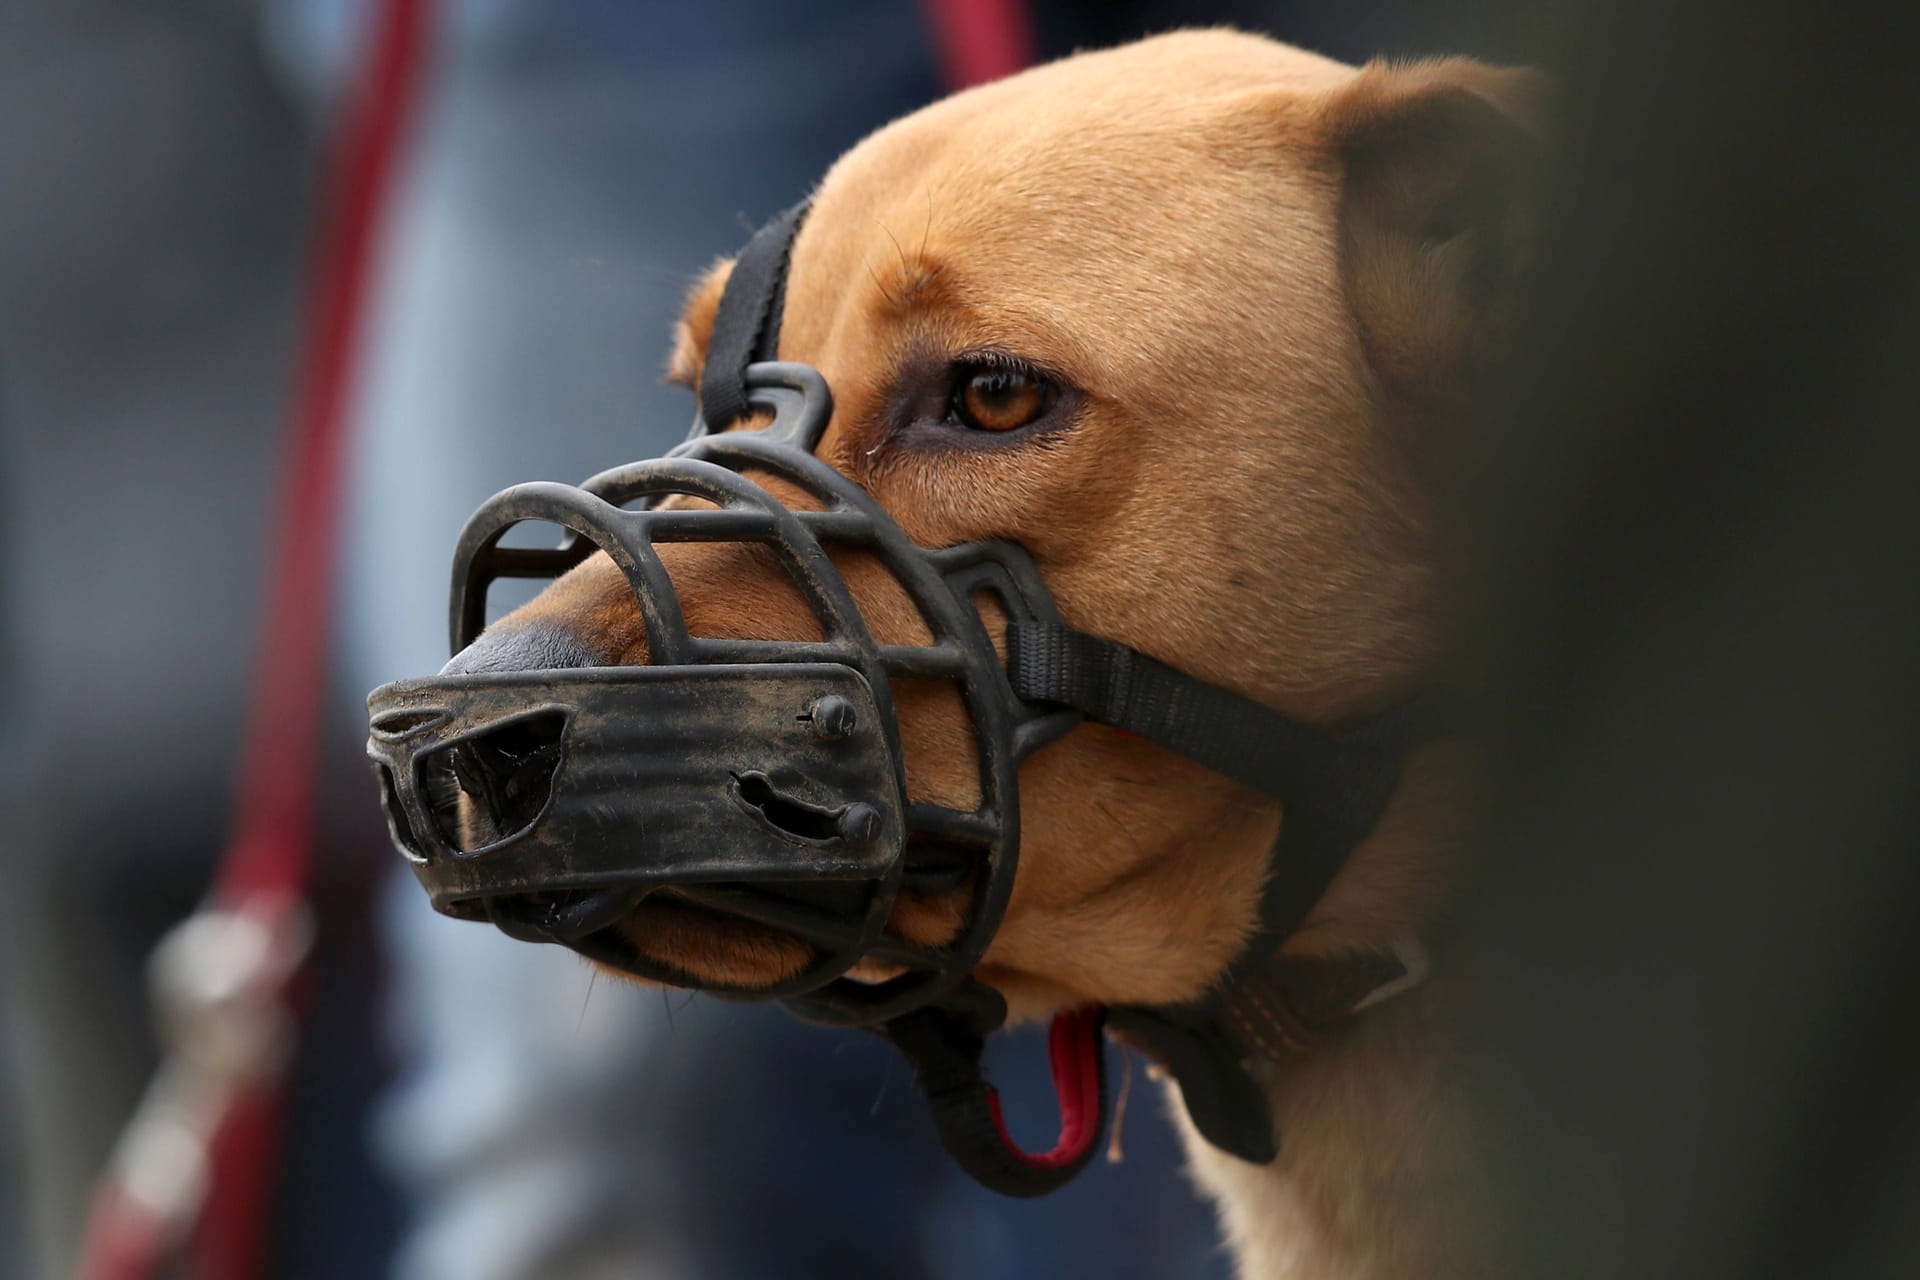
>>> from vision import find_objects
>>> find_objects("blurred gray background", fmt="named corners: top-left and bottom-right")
top-left (6, 1), bottom-right (1916, 1278)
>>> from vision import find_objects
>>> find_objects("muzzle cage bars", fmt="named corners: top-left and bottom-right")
top-left (368, 363), bottom-right (1079, 1027)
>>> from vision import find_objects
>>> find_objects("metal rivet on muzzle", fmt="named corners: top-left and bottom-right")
top-left (836, 802), bottom-right (880, 844)
top-left (805, 694), bottom-right (858, 741)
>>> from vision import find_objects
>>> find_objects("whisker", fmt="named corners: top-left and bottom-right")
top-left (576, 969), bottom-right (600, 1033)
top-left (865, 259), bottom-right (902, 309)
top-left (877, 217), bottom-right (910, 276)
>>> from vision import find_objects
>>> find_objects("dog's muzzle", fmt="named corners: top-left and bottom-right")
top-left (365, 201), bottom-right (1430, 1197)
top-left (368, 363), bottom-right (1078, 1026)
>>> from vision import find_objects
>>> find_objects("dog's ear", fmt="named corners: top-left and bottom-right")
top-left (1319, 59), bottom-right (1548, 411)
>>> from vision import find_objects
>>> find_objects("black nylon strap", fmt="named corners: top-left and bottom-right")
top-left (1010, 619), bottom-right (1437, 1167)
top-left (883, 998), bottom-right (1109, 1199)
top-left (1104, 1004), bottom-right (1278, 1162)
top-left (698, 200), bottom-right (810, 430)
top-left (1008, 619), bottom-right (1427, 947)
top-left (1006, 620), bottom-right (1408, 806)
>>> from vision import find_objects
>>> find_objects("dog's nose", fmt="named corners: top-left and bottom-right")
top-left (441, 616), bottom-right (606, 676)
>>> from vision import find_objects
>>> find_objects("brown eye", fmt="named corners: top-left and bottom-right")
top-left (951, 364), bottom-right (1056, 432)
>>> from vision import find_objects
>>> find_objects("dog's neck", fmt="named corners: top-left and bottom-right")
top-left (1178, 745), bottom-right (1480, 1280)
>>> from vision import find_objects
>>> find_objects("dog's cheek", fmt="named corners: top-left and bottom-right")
top-left (978, 734), bottom-right (1278, 1006)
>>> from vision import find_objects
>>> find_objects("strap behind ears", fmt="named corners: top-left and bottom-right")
top-left (699, 200), bottom-right (811, 430)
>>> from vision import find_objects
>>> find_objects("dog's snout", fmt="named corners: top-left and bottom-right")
top-left (442, 616), bottom-right (606, 676)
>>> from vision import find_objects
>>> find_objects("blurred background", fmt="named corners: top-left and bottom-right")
top-left (3, 1), bottom-right (1915, 1279)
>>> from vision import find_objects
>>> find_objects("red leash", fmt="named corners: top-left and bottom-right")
top-left (76, 6), bottom-right (1033, 1271)
top-left (75, 2), bottom-right (431, 1276)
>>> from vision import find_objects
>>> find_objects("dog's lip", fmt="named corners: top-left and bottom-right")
top-left (610, 886), bottom-right (946, 989)
top-left (611, 886), bottom-right (820, 988)
top-left (623, 887), bottom-right (793, 945)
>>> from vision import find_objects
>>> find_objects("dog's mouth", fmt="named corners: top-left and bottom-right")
top-left (614, 888), bottom-right (819, 987)
top-left (454, 849), bottom-right (973, 994)
top-left (407, 701), bottom-right (979, 996)
top-left (458, 882), bottom-right (822, 987)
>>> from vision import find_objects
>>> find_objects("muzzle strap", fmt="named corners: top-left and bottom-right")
top-left (699, 200), bottom-right (811, 430)
top-left (1007, 618), bottom-right (1436, 1165)
top-left (1006, 619), bottom-right (1415, 807)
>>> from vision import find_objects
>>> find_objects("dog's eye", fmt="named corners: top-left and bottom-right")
top-left (951, 364), bottom-right (1057, 433)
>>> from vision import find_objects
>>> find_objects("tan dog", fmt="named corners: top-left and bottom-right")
top-left (465, 29), bottom-right (1540, 1280)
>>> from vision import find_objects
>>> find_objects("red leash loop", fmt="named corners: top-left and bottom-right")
top-left (887, 997), bottom-right (1111, 1197)
top-left (75, 3), bottom-right (431, 1277)
top-left (984, 1007), bottom-right (1108, 1172)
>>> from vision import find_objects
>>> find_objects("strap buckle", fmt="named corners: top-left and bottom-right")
top-left (1350, 936), bottom-right (1433, 1014)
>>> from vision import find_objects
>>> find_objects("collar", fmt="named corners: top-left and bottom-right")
top-left (1107, 937), bottom-right (1433, 1164)
top-left (1225, 937), bottom-right (1434, 1064)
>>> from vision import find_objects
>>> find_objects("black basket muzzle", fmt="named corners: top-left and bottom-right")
top-left (367, 363), bottom-right (1077, 1026)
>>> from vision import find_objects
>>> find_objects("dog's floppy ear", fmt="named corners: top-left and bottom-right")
top-left (1320, 59), bottom-right (1548, 410)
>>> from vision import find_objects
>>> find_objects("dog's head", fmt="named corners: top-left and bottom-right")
top-left (437, 32), bottom-right (1541, 1021)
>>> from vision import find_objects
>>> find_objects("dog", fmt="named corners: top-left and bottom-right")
top-left (448, 29), bottom-right (1542, 1279)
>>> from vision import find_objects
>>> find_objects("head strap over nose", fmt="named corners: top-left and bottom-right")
top-left (699, 199), bottom-right (812, 430)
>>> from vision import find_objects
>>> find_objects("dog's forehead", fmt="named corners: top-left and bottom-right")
top-left (769, 33), bottom-right (1360, 398)
top-left (808, 31), bottom-right (1354, 235)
